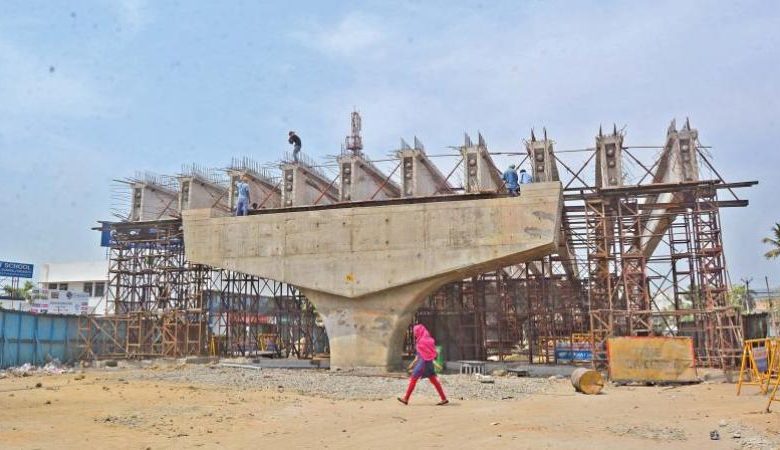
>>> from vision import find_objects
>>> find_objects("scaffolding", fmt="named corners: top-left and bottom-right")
top-left (84, 119), bottom-right (755, 372)
top-left (404, 147), bottom-right (752, 368)
top-left (79, 220), bottom-right (326, 361)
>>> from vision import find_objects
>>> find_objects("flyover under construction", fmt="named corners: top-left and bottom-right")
top-left (80, 113), bottom-right (756, 371)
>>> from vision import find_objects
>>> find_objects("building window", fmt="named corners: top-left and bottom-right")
top-left (94, 282), bottom-right (105, 297)
top-left (58, 283), bottom-right (68, 291)
top-left (48, 283), bottom-right (57, 289)
top-left (83, 282), bottom-right (93, 296)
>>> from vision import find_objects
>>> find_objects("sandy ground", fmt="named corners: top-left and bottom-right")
top-left (1, 365), bottom-right (778, 449)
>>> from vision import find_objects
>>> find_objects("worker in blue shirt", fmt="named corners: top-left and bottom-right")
top-left (519, 168), bottom-right (533, 185)
top-left (235, 175), bottom-right (251, 216)
top-left (502, 164), bottom-right (519, 196)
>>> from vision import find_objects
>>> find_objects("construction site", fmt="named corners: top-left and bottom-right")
top-left (6, 2), bottom-right (780, 447)
top-left (4, 112), bottom-right (780, 449)
top-left (70, 112), bottom-right (756, 372)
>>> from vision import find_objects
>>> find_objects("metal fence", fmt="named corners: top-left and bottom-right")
top-left (0, 309), bottom-right (81, 369)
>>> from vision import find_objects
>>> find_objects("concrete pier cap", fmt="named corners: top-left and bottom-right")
top-left (182, 182), bottom-right (562, 371)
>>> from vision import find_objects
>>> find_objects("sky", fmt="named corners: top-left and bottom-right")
top-left (0, 0), bottom-right (778, 285)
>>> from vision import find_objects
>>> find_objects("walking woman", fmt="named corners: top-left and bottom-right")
top-left (397, 324), bottom-right (449, 405)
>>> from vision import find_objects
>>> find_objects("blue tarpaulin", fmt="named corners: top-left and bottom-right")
top-left (0, 309), bottom-right (81, 369)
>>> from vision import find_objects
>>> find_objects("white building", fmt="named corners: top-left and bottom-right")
top-left (38, 261), bottom-right (109, 315)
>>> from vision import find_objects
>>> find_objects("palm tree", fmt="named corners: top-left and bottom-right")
top-left (1, 281), bottom-right (35, 299)
top-left (763, 222), bottom-right (780, 259)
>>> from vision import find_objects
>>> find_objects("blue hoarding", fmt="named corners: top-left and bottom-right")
top-left (0, 309), bottom-right (81, 368)
top-left (0, 261), bottom-right (34, 278)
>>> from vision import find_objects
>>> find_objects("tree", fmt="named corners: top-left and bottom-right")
top-left (763, 222), bottom-right (780, 259)
top-left (1, 281), bottom-right (35, 300)
top-left (728, 284), bottom-right (760, 312)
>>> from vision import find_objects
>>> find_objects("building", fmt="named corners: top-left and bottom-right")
top-left (753, 288), bottom-right (780, 337)
top-left (38, 261), bottom-right (109, 315)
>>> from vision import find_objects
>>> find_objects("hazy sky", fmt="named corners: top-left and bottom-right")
top-left (0, 1), bottom-right (778, 285)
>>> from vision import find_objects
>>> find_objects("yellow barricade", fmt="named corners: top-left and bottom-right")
top-left (736, 338), bottom-right (772, 395)
top-left (759, 338), bottom-right (780, 412)
top-left (258, 333), bottom-right (278, 351)
top-left (767, 369), bottom-right (780, 412)
top-left (208, 335), bottom-right (227, 357)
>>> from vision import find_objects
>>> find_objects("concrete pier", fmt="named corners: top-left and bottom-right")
top-left (183, 182), bottom-right (562, 370)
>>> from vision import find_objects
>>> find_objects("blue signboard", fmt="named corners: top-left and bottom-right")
top-left (100, 223), bottom-right (114, 247)
top-left (555, 342), bottom-right (593, 363)
top-left (0, 261), bottom-right (34, 278)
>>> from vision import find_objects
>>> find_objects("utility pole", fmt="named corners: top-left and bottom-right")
top-left (741, 277), bottom-right (753, 314)
top-left (767, 276), bottom-right (777, 336)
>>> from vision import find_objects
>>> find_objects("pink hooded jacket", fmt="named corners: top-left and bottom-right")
top-left (413, 324), bottom-right (438, 361)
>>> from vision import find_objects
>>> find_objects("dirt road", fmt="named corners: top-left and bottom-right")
top-left (1, 366), bottom-right (778, 449)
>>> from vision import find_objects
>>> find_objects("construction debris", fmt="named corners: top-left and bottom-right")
top-left (474, 374), bottom-right (495, 384)
top-left (1, 360), bottom-right (71, 378)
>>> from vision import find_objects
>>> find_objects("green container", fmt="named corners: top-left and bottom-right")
top-left (434, 345), bottom-right (444, 373)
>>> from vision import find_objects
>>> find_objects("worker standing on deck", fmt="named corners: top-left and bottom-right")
top-left (519, 168), bottom-right (533, 185)
top-left (397, 324), bottom-right (449, 406)
top-left (235, 175), bottom-right (250, 216)
top-left (288, 131), bottom-right (302, 162)
top-left (502, 164), bottom-right (519, 197)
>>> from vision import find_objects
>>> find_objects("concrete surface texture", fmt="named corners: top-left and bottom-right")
top-left (280, 163), bottom-right (338, 207)
top-left (183, 182), bottom-right (562, 370)
top-left (338, 154), bottom-right (400, 201)
top-left (398, 148), bottom-right (453, 197)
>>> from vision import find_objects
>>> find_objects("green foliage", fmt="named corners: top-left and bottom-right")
top-left (728, 284), bottom-right (759, 312)
top-left (1, 281), bottom-right (35, 300)
top-left (762, 222), bottom-right (780, 259)
top-left (728, 285), bottom-right (747, 311)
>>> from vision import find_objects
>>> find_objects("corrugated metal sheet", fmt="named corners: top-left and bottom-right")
top-left (0, 309), bottom-right (81, 369)
top-left (743, 313), bottom-right (769, 340)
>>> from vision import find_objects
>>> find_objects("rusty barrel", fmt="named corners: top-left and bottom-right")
top-left (570, 368), bottom-right (604, 395)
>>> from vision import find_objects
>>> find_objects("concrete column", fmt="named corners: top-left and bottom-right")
top-left (178, 176), bottom-right (230, 213)
top-left (227, 171), bottom-right (281, 210)
top-left (398, 146), bottom-right (453, 197)
top-left (461, 133), bottom-right (503, 193)
top-left (301, 278), bottom-right (442, 371)
top-left (338, 154), bottom-right (400, 202)
top-left (526, 130), bottom-right (559, 183)
top-left (280, 163), bottom-right (339, 207)
top-left (640, 119), bottom-right (701, 255)
top-left (130, 182), bottom-right (179, 221)
top-left (595, 126), bottom-right (624, 189)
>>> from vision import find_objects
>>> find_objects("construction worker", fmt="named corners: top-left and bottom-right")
top-left (519, 168), bottom-right (533, 185)
top-left (235, 175), bottom-right (250, 216)
top-left (288, 131), bottom-right (302, 162)
top-left (502, 164), bottom-right (519, 197)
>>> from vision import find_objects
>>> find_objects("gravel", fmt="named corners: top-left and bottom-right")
top-left (126, 365), bottom-right (555, 401)
top-left (716, 421), bottom-right (779, 450)
top-left (606, 424), bottom-right (688, 441)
